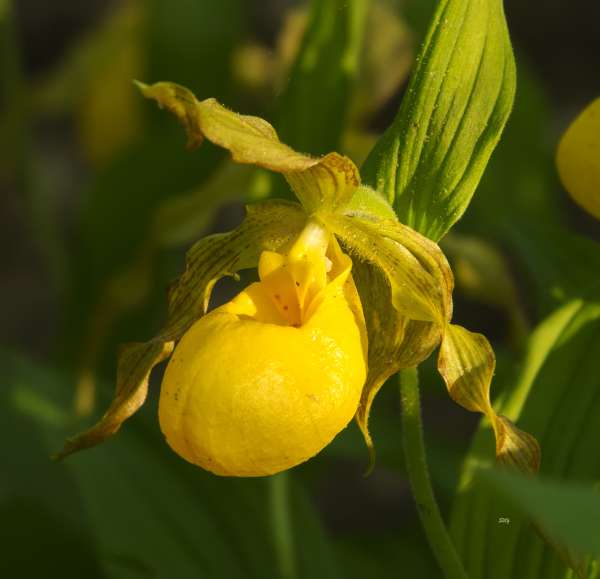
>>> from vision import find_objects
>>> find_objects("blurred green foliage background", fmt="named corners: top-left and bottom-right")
top-left (1, 0), bottom-right (600, 578)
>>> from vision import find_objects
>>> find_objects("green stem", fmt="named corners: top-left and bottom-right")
top-left (400, 368), bottom-right (468, 579)
top-left (269, 471), bottom-right (297, 579)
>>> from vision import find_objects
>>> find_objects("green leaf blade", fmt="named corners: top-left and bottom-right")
top-left (275, 0), bottom-right (369, 155)
top-left (481, 470), bottom-right (600, 569)
top-left (362, 0), bottom-right (516, 241)
top-left (450, 299), bottom-right (600, 578)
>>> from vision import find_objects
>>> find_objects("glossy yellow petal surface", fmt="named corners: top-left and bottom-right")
top-left (159, 227), bottom-right (367, 476)
top-left (557, 97), bottom-right (600, 220)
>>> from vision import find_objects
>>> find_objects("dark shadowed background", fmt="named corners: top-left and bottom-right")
top-left (1, 1), bottom-right (599, 578)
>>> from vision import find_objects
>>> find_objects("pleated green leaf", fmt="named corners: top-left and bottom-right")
top-left (361, 0), bottom-right (516, 241)
top-left (450, 298), bottom-right (600, 578)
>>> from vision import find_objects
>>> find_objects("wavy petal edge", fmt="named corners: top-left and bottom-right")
top-left (54, 201), bottom-right (307, 459)
top-left (438, 324), bottom-right (541, 475)
top-left (136, 80), bottom-right (360, 213)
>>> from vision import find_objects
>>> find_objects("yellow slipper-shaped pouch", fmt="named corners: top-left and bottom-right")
top-left (159, 223), bottom-right (368, 476)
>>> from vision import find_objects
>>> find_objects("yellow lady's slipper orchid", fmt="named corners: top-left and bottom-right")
top-left (557, 97), bottom-right (600, 220)
top-left (159, 222), bottom-right (367, 476)
top-left (56, 81), bottom-right (540, 478)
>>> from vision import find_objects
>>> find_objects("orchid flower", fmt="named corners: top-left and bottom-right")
top-left (56, 82), bottom-right (540, 477)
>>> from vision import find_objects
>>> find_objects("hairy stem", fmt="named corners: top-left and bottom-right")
top-left (400, 368), bottom-right (468, 579)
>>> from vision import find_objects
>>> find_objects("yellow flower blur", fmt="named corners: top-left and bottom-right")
top-left (159, 222), bottom-right (367, 476)
top-left (557, 97), bottom-right (600, 220)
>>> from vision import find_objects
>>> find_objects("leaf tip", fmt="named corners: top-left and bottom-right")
top-left (362, 443), bottom-right (376, 478)
top-left (494, 415), bottom-right (541, 475)
top-left (51, 436), bottom-right (82, 462)
top-left (356, 413), bottom-right (377, 477)
top-left (132, 80), bottom-right (204, 149)
top-left (132, 78), bottom-right (149, 94)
